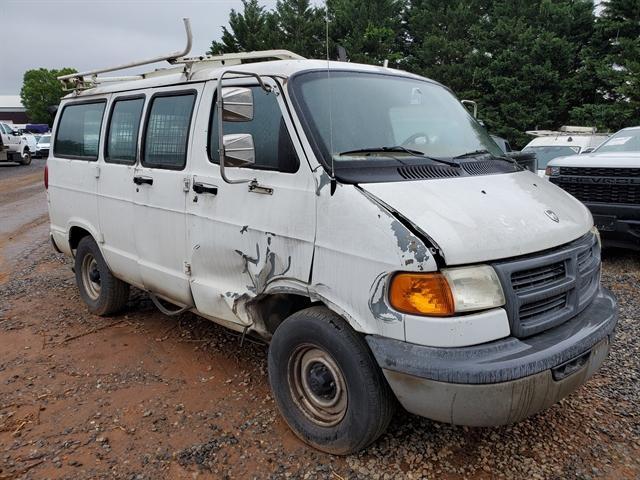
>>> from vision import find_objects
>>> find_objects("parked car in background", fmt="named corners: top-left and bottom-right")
top-left (36, 134), bottom-right (51, 158)
top-left (523, 126), bottom-right (609, 176)
top-left (546, 126), bottom-right (640, 250)
top-left (0, 121), bottom-right (32, 165)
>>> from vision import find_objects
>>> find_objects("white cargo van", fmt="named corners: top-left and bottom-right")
top-left (522, 126), bottom-right (609, 177)
top-left (47, 33), bottom-right (617, 454)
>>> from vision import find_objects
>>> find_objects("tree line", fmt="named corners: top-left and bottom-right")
top-left (19, 0), bottom-right (638, 145)
top-left (209, 0), bottom-right (639, 148)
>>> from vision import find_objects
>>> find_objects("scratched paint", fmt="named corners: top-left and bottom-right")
top-left (368, 272), bottom-right (402, 323)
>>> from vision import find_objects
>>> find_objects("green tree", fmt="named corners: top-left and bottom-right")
top-left (208, 0), bottom-right (325, 58)
top-left (406, 0), bottom-right (597, 147)
top-left (272, 0), bottom-right (326, 58)
top-left (326, 0), bottom-right (405, 64)
top-left (20, 67), bottom-right (76, 125)
top-left (208, 0), bottom-right (275, 54)
top-left (570, 0), bottom-right (640, 131)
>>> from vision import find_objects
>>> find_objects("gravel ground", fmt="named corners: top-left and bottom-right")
top-left (0, 241), bottom-right (638, 479)
top-left (0, 164), bottom-right (638, 480)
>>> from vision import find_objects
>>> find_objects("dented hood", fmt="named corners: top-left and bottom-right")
top-left (361, 171), bottom-right (593, 265)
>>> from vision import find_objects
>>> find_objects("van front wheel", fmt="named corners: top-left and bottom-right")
top-left (74, 236), bottom-right (129, 316)
top-left (268, 306), bottom-right (395, 455)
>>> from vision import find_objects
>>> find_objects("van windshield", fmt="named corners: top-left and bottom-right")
top-left (290, 71), bottom-right (503, 174)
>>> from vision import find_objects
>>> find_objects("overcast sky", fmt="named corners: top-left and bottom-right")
top-left (0, 0), bottom-right (284, 94)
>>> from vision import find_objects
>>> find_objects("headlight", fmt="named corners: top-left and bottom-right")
top-left (545, 166), bottom-right (560, 176)
top-left (389, 265), bottom-right (505, 316)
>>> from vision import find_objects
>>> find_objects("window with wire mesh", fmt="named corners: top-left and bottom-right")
top-left (54, 101), bottom-right (106, 160)
top-left (106, 98), bottom-right (144, 164)
top-left (143, 93), bottom-right (195, 169)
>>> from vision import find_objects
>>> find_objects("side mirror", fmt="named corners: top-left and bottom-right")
top-left (11, 130), bottom-right (20, 136)
top-left (222, 133), bottom-right (255, 167)
top-left (221, 87), bottom-right (254, 122)
top-left (461, 99), bottom-right (478, 118)
top-left (582, 147), bottom-right (594, 154)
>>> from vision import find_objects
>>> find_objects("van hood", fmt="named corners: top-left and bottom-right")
top-left (361, 171), bottom-right (593, 265)
top-left (548, 151), bottom-right (640, 168)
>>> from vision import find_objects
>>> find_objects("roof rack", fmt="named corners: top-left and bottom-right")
top-left (526, 126), bottom-right (598, 137)
top-left (58, 18), bottom-right (305, 91)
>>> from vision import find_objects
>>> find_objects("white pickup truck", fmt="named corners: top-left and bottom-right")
top-left (546, 126), bottom-right (640, 250)
top-left (0, 121), bottom-right (33, 165)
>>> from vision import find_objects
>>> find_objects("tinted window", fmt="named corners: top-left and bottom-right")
top-left (54, 102), bottom-right (106, 159)
top-left (209, 87), bottom-right (298, 173)
top-left (143, 93), bottom-right (195, 169)
top-left (106, 97), bottom-right (144, 164)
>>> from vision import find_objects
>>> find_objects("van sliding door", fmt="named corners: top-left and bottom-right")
top-left (133, 86), bottom-right (202, 306)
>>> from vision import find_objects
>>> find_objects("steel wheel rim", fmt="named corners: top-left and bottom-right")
top-left (81, 254), bottom-right (101, 300)
top-left (288, 344), bottom-right (348, 427)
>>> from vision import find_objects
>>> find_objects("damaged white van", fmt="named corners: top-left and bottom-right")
top-left (48, 34), bottom-right (617, 454)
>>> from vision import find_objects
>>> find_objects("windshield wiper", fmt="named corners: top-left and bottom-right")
top-left (338, 146), bottom-right (460, 167)
top-left (452, 149), bottom-right (491, 159)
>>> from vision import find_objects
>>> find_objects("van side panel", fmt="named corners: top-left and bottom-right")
top-left (48, 98), bottom-right (109, 255)
top-left (97, 94), bottom-right (145, 288)
top-left (311, 180), bottom-right (438, 341)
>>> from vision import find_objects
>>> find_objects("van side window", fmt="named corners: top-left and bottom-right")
top-left (209, 87), bottom-right (299, 173)
top-left (54, 101), bottom-right (106, 160)
top-left (105, 97), bottom-right (145, 164)
top-left (142, 92), bottom-right (196, 170)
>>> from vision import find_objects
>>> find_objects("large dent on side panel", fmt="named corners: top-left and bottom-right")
top-left (225, 232), bottom-right (295, 321)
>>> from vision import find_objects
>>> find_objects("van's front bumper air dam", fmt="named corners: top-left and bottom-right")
top-left (366, 288), bottom-right (617, 426)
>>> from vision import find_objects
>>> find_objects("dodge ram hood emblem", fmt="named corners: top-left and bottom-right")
top-left (545, 210), bottom-right (560, 223)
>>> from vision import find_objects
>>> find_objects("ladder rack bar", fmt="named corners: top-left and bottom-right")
top-left (58, 18), bottom-right (193, 82)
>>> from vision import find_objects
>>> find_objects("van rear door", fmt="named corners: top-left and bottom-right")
top-left (133, 86), bottom-right (202, 306)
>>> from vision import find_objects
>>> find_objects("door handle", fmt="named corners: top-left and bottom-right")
top-left (133, 176), bottom-right (153, 186)
top-left (193, 182), bottom-right (218, 195)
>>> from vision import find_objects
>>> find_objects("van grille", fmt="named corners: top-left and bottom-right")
top-left (511, 262), bottom-right (566, 291)
top-left (493, 232), bottom-right (600, 338)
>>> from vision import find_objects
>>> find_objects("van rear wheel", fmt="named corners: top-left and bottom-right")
top-left (268, 306), bottom-right (395, 455)
top-left (74, 236), bottom-right (129, 316)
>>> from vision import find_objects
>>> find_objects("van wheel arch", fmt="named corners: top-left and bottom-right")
top-left (69, 226), bottom-right (93, 253)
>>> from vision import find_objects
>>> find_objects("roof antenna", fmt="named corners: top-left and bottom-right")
top-left (325, 2), bottom-right (336, 195)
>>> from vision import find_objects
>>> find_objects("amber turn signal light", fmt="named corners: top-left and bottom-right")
top-left (389, 272), bottom-right (455, 316)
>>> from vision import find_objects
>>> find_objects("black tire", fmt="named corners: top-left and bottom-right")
top-left (20, 150), bottom-right (31, 165)
top-left (268, 306), bottom-right (395, 455)
top-left (74, 236), bottom-right (129, 316)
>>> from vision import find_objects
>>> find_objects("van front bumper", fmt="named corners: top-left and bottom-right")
top-left (366, 288), bottom-right (617, 426)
